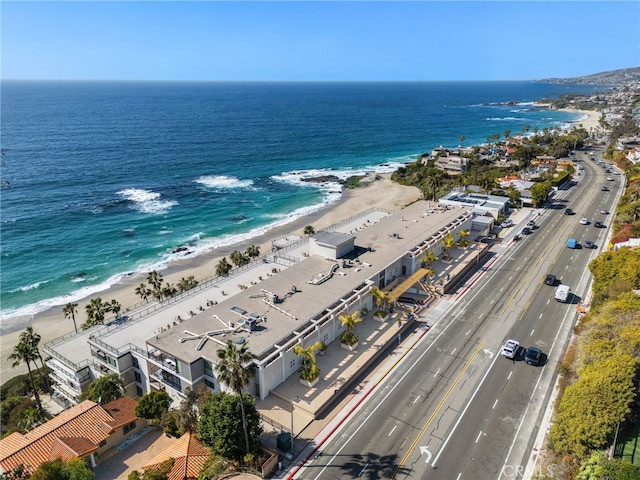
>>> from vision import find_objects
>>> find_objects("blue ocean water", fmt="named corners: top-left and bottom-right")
top-left (0, 81), bottom-right (603, 319)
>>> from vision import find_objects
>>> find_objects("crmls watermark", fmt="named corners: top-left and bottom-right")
top-left (500, 463), bottom-right (559, 478)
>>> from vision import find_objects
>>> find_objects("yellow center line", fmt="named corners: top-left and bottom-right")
top-left (392, 338), bottom-right (486, 479)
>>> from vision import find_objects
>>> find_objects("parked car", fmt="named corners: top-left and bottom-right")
top-left (524, 347), bottom-right (542, 366)
top-left (501, 339), bottom-right (520, 359)
top-left (500, 219), bottom-right (514, 228)
top-left (584, 240), bottom-right (595, 249)
top-left (544, 274), bottom-right (557, 286)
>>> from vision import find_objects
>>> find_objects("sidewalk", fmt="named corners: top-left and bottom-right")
top-left (256, 303), bottom-right (437, 475)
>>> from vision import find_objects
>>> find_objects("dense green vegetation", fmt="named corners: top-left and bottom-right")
top-left (390, 128), bottom-right (588, 203)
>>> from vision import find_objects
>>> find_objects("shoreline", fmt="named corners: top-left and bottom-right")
top-left (0, 107), bottom-right (600, 382)
top-left (0, 173), bottom-right (422, 380)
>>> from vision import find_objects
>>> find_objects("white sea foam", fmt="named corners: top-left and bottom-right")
top-left (195, 175), bottom-right (254, 189)
top-left (117, 188), bottom-right (178, 215)
top-left (14, 281), bottom-right (46, 292)
top-left (485, 116), bottom-right (527, 122)
top-left (0, 271), bottom-right (141, 322)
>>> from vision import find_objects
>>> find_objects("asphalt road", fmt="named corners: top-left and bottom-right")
top-left (294, 147), bottom-right (623, 480)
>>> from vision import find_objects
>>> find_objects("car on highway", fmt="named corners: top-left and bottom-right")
top-left (566, 238), bottom-right (578, 249)
top-left (601, 186), bottom-right (609, 191)
top-left (500, 219), bottom-right (514, 228)
top-left (524, 347), bottom-right (542, 366)
top-left (501, 339), bottom-right (520, 359)
top-left (594, 220), bottom-right (604, 228)
top-left (600, 210), bottom-right (609, 215)
top-left (564, 208), bottom-right (573, 215)
top-left (579, 217), bottom-right (589, 225)
top-left (526, 220), bottom-right (536, 228)
top-left (584, 240), bottom-right (595, 249)
top-left (607, 177), bottom-right (614, 181)
top-left (544, 274), bottom-right (556, 286)
top-left (521, 227), bottom-right (531, 235)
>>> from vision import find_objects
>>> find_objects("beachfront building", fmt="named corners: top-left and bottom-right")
top-left (439, 190), bottom-right (509, 220)
top-left (44, 201), bottom-right (473, 407)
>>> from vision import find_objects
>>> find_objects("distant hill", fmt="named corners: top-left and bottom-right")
top-left (536, 67), bottom-right (640, 85)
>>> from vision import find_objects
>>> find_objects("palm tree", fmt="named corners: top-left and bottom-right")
top-left (177, 276), bottom-right (198, 293)
top-left (19, 327), bottom-right (49, 391)
top-left (303, 225), bottom-right (315, 236)
top-left (420, 250), bottom-right (438, 269)
top-left (457, 229), bottom-right (470, 248)
top-left (84, 297), bottom-right (108, 328)
top-left (8, 339), bottom-right (43, 413)
top-left (215, 257), bottom-right (232, 277)
top-left (215, 340), bottom-right (256, 455)
top-left (63, 302), bottom-right (79, 334)
top-left (442, 233), bottom-right (455, 260)
top-left (245, 245), bottom-right (260, 259)
top-left (230, 250), bottom-right (248, 267)
top-left (370, 286), bottom-right (393, 317)
top-left (146, 270), bottom-right (165, 301)
top-left (338, 311), bottom-right (362, 346)
top-left (108, 299), bottom-right (122, 319)
top-left (293, 341), bottom-right (323, 382)
top-left (135, 283), bottom-right (152, 303)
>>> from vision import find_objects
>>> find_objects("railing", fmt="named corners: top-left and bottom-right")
top-left (325, 207), bottom-right (392, 231)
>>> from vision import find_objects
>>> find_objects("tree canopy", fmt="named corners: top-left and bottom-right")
top-left (198, 392), bottom-right (262, 461)
top-left (134, 390), bottom-right (171, 424)
top-left (82, 373), bottom-right (124, 404)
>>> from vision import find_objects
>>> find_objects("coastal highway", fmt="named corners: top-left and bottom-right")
top-left (294, 147), bottom-right (622, 480)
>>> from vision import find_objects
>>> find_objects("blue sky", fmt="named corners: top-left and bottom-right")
top-left (2, 1), bottom-right (638, 81)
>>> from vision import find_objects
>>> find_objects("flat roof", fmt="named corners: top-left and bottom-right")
top-left (148, 201), bottom-right (469, 364)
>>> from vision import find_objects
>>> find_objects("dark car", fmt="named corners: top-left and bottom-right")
top-left (594, 221), bottom-right (604, 228)
top-left (584, 240), bottom-right (595, 249)
top-left (521, 227), bottom-right (531, 235)
top-left (524, 347), bottom-right (542, 366)
top-left (601, 186), bottom-right (609, 192)
top-left (564, 208), bottom-right (573, 215)
top-left (544, 274), bottom-right (556, 286)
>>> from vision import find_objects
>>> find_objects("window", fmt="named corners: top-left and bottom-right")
top-left (136, 386), bottom-right (143, 396)
top-left (204, 359), bottom-right (213, 377)
top-left (132, 356), bottom-right (139, 369)
top-left (98, 440), bottom-right (107, 448)
top-left (123, 421), bottom-right (136, 435)
top-left (204, 378), bottom-right (215, 390)
top-left (134, 372), bottom-right (141, 383)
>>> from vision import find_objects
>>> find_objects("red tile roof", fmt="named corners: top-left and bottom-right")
top-left (143, 432), bottom-right (210, 480)
top-left (0, 398), bottom-right (138, 475)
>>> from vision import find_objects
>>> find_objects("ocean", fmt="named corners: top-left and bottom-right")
top-left (0, 80), bottom-right (604, 320)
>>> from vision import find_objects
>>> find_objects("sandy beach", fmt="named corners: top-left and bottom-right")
top-left (0, 108), bottom-right (600, 383)
top-left (0, 173), bottom-right (421, 382)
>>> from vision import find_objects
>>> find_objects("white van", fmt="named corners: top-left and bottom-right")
top-left (555, 284), bottom-right (570, 303)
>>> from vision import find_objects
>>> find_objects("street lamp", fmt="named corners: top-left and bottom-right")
top-left (290, 396), bottom-right (298, 454)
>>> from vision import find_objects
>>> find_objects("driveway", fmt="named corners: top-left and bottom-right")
top-left (94, 426), bottom-right (174, 480)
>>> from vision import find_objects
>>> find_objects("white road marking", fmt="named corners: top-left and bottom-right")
top-left (475, 431), bottom-right (483, 443)
top-left (413, 395), bottom-right (421, 404)
top-left (492, 398), bottom-right (499, 410)
top-left (466, 329), bottom-right (471, 336)
top-left (508, 371), bottom-right (513, 380)
top-left (434, 369), bottom-right (440, 378)
top-left (530, 329), bottom-right (535, 336)
top-left (451, 348), bottom-right (457, 355)
top-left (388, 425), bottom-right (397, 436)
top-left (358, 462), bottom-right (369, 477)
